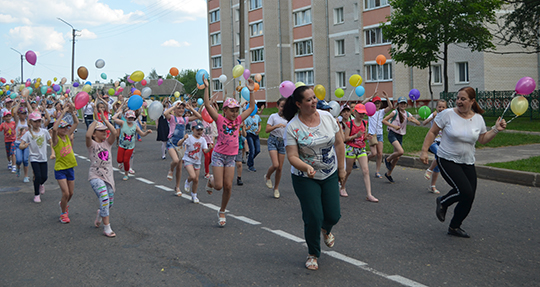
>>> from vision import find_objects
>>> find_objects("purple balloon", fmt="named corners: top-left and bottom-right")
top-left (73, 82), bottom-right (79, 87)
top-left (131, 87), bottom-right (137, 93)
top-left (279, 81), bottom-right (296, 98)
top-left (66, 89), bottom-right (70, 94)
top-left (409, 89), bottom-right (420, 101)
top-left (127, 76), bottom-right (134, 84)
top-left (157, 78), bottom-right (163, 86)
top-left (53, 84), bottom-right (60, 92)
top-left (243, 69), bottom-right (251, 80)
top-left (515, 77), bottom-right (537, 95)
top-left (25, 50), bottom-right (37, 65)
top-left (365, 102), bottom-right (377, 116)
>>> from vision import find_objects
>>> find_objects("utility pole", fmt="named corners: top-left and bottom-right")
top-left (10, 48), bottom-right (23, 83)
top-left (58, 18), bottom-right (79, 83)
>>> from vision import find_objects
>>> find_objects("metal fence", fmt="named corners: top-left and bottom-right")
top-left (440, 89), bottom-right (540, 119)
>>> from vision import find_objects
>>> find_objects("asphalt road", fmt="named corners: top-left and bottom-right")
top-left (1, 130), bottom-right (539, 287)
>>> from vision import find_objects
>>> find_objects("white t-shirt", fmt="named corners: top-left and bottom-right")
top-left (182, 135), bottom-right (208, 165)
top-left (267, 113), bottom-right (288, 138)
top-left (285, 110), bottom-right (339, 180)
top-left (20, 128), bottom-right (51, 162)
top-left (434, 109), bottom-right (487, 165)
top-left (427, 112), bottom-right (443, 142)
top-left (368, 109), bottom-right (385, 135)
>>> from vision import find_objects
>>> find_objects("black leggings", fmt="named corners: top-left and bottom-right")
top-left (31, 162), bottom-right (48, 196)
top-left (437, 157), bottom-right (477, 229)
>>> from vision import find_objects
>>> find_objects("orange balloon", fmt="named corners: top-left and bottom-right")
top-left (254, 83), bottom-right (260, 92)
top-left (77, 66), bottom-right (89, 80)
top-left (376, 54), bottom-right (387, 66)
top-left (170, 67), bottom-right (179, 77)
top-left (133, 90), bottom-right (141, 96)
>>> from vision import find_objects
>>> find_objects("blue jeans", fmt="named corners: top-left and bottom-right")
top-left (428, 142), bottom-right (440, 173)
top-left (246, 132), bottom-right (260, 168)
top-left (15, 142), bottom-right (29, 167)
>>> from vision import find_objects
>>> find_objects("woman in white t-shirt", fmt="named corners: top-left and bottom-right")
top-left (283, 86), bottom-right (345, 271)
top-left (420, 87), bottom-right (506, 238)
top-left (263, 97), bottom-right (288, 199)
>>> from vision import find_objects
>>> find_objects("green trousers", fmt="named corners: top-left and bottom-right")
top-left (292, 171), bottom-right (341, 257)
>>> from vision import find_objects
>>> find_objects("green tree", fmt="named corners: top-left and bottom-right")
top-left (383, 0), bottom-right (503, 92)
top-left (493, 0), bottom-right (540, 53)
top-left (148, 68), bottom-right (160, 80)
top-left (166, 69), bottom-right (202, 98)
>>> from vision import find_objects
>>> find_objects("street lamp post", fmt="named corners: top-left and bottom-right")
top-left (10, 48), bottom-right (23, 83)
top-left (58, 18), bottom-right (79, 83)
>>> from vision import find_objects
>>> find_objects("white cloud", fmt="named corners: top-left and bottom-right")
top-left (9, 26), bottom-right (65, 51)
top-left (0, 14), bottom-right (17, 23)
top-left (161, 39), bottom-right (191, 47)
top-left (78, 29), bottom-right (97, 40)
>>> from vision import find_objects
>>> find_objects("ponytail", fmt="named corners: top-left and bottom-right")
top-left (283, 86), bottom-right (310, 121)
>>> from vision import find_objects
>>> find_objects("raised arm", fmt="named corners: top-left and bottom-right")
top-left (185, 101), bottom-right (202, 121)
top-left (203, 78), bottom-right (220, 121)
top-left (382, 91), bottom-right (394, 113)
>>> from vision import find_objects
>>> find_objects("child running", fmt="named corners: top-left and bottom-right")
top-left (0, 111), bottom-right (16, 172)
top-left (341, 104), bottom-right (378, 202)
top-left (19, 112), bottom-right (55, 203)
top-left (51, 103), bottom-right (79, 224)
top-left (263, 97), bottom-right (288, 199)
top-left (180, 120), bottom-right (213, 203)
top-left (363, 91), bottom-right (393, 178)
top-left (204, 78), bottom-right (256, 227)
top-left (86, 116), bottom-right (118, 237)
top-left (422, 99), bottom-right (448, 194)
top-left (12, 100), bottom-right (30, 181)
top-left (381, 96), bottom-right (421, 183)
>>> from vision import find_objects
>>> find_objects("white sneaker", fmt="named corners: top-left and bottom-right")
top-left (273, 189), bottom-right (280, 199)
top-left (8, 163), bottom-right (12, 170)
top-left (118, 163), bottom-right (124, 172)
top-left (23, 177), bottom-right (30, 183)
top-left (129, 168), bottom-right (135, 174)
top-left (11, 166), bottom-right (16, 173)
top-left (184, 179), bottom-right (191, 192)
top-left (264, 176), bottom-right (273, 189)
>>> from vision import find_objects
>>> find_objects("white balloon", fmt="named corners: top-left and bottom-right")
top-left (147, 101), bottom-right (164, 121)
top-left (328, 100), bottom-right (340, 118)
top-left (141, 87), bottom-right (152, 98)
top-left (95, 59), bottom-right (105, 69)
top-left (219, 74), bottom-right (227, 83)
top-left (120, 82), bottom-right (126, 88)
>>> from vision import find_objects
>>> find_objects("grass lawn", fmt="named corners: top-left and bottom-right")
top-left (486, 156), bottom-right (540, 173)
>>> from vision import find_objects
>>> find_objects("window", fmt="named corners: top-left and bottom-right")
top-left (294, 9), bottom-right (312, 26)
top-left (355, 36), bottom-right (360, 54)
top-left (456, 62), bottom-right (469, 83)
top-left (235, 9), bottom-right (240, 21)
top-left (211, 56), bottom-right (222, 69)
top-left (335, 39), bottom-right (345, 56)
top-left (432, 65), bottom-right (442, 84)
top-left (250, 22), bottom-right (263, 37)
top-left (365, 0), bottom-right (389, 10)
top-left (210, 33), bottom-right (221, 46)
top-left (213, 79), bottom-right (223, 91)
top-left (235, 33), bottom-right (240, 46)
top-left (364, 27), bottom-right (390, 46)
top-left (336, 72), bottom-right (346, 88)
top-left (366, 63), bottom-right (392, 81)
top-left (295, 70), bottom-right (314, 85)
top-left (209, 9), bottom-right (220, 23)
top-left (354, 3), bottom-right (359, 21)
top-left (251, 48), bottom-right (264, 62)
top-left (250, 0), bottom-right (262, 10)
top-left (253, 74), bottom-right (266, 88)
top-left (295, 39), bottom-right (313, 56)
top-left (334, 7), bottom-right (344, 24)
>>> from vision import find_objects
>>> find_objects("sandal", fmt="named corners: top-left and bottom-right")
top-left (94, 209), bottom-right (102, 228)
top-left (429, 185), bottom-right (440, 194)
top-left (167, 170), bottom-right (174, 181)
top-left (375, 172), bottom-right (382, 178)
top-left (103, 230), bottom-right (116, 238)
top-left (366, 195), bottom-right (379, 203)
top-left (424, 169), bottom-right (433, 180)
top-left (305, 255), bottom-right (318, 271)
top-left (339, 188), bottom-right (348, 197)
top-left (217, 211), bottom-right (226, 227)
top-left (122, 175), bottom-right (129, 181)
top-left (175, 187), bottom-right (182, 197)
top-left (322, 229), bottom-right (335, 248)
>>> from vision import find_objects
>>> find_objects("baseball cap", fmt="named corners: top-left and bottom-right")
top-left (125, 110), bottom-right (136, 119)
top-left (372, 96), bottom-right (381, 102)
top-left (397, 96), bottom-right (407, 104)
top-left (28, 112), bottom-right (42, 121)
top-left (58, 120), bottom-right (71, 128)
top-left (223, 98), bottom-right (240, 108)
top-left (354, 104), bottom-right (367, 114)
top-left (2, 111), bottom-right (11, 117)
top-left (18, 107), bottom-right (27, 114)
top-left (317, 100), bottom-right (331, 110)
top-left (5, 98), bottom-right (13, 103)
top-left (192, 120), bottom-right (204, 130)
top-left (94, 121), bottom-right (108, 131)
top-left (340, 104), bottom-right (351, 113)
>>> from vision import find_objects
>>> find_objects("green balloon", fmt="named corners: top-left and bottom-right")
top-left (108, 88), bottom-right (115, 96)
top-left (334, 88), bottom-right (344, 98)
top-left (419, 106), bottom-right (431, 119)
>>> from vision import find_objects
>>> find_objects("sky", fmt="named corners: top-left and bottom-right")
top-left (0, 0), bottom-right (209, 85)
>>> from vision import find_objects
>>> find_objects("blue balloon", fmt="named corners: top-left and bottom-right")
top-left (73, 82), bottom-right (79, 87)
top-left (246, 103), bottom-right (258, 116)
top-left (197, 98), bottom-right (204, 105)
top-left (128, 95), bottom-right (143, 110)
top-left (241, 87), bottom-right (250, 101)
top-left (355, 86), bottom-right (365, 97)
top-left (195, 69), bottom-right (209, 85)
top-left (85, 81), bottom-right (92, 86)
top-left (6, 90), bottom-right (11, 95)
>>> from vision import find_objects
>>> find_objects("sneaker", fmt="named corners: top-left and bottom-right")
top-left (384, 157), bottom-right (392, 171)
top-left (129, 168), bottom-right (135, 174)
top-left (11, 166), bottom-right (16, 173)
top-left (34, 195), bottom-right (41, 203)
top-left (23, 177), bottom-right (30, 183)
top-left (352, 163), bottom-right (358, 170)
top-left (384, 173), bottom-right (395, 183)
top-left (264, 176), bottom-right (273, 189)
top-left (138, 139), bottom-right (142, 142)
top-left (8, 163), bottom-right (12, 170)
top-left (118, 163), bottom-right (124, 172)
top-left (161, 155), bottom-right (166, 160)
top-left (340, 188), bottom-right (349, 197)
top-left (273, 189), bottom-right (280, 199)
top-left (59, 213), bottom-right (70, 224)
top-left (184, 179), bottom-right (192, 193)
top-left (39, 185), bottom-right (45, 194)
top-left (204, 173), bottom-right (210, 179)
top-left (248, 166), bottom-right (256, 172)
top-left (237, 178), bottom-right (243, 186)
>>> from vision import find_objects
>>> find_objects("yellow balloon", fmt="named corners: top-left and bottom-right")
top-left (510, 96), bottom-right (528, 116)
top-left (314, 84), bottom-right (326, 100)
top-left (131, 71), bottom-right (145, 82)
top-left (295, 82), bottom-right (306, 88)
top-left (47, 80), bottom-right (51, 86)
top-left (37, 78), bottom-right (41, 83)
top-left (174, 91), bottom-right (180, 98)
top-left (232, 65), bottom-right (244, 79)
top-left (349, 74), bottom-right (362, 87)
top-left (34, 82), bottom-right (39, 88)
top-left (20, 84), bottom-right (25, 90)
top-left (82, 84), bottom-right (92, 93)
top-left (54, 77), bottom-right (57, 82)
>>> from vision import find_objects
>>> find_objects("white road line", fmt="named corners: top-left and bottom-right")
top-left (228, 215), bottom-right (261, 225)
top-left (261, 227), bottom-right (305, 243)
top-left (200, 203), bottom-right (221, 211)
top-left (77, 155), bottom-right (87, 160)
top-left (135, 178), bottom-right (154, 184)
top-left (112, 168), bottom-right (119, 171)
top-left (322, 251), bottom-right (367, 266)
top-left (154, 185), bottom-right (174, 192)
top-left (386, 275), bottom-right (429, 287)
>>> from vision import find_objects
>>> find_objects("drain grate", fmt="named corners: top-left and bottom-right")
top-left (0, 187), bottom-right (21, 193)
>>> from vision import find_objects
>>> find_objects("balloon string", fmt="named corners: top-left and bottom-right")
top-left (500, 91), bottom-right (515, 120)
top-left (506, 115), bottom-right (519, 124)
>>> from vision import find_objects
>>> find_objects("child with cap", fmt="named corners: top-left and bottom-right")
top-left (12, 100), bottom-right (31, 181)
top-left (179, 120), bottom-right (213, 203)
top-left (19, 112), bottom-right (55, 203)
top-left (0, 111), bottom-right (17, 172)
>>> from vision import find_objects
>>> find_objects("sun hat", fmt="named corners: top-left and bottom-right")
top-left (317, 100), bottom-right (331, 110)
top-left (28, 112), bottom-right (42, 121)
top-left (397, 96), bottom-right (407, 104)
top-left (354, 104), bottom-right (367, 114)
top-left (372, 96), bottom-right (382, 102)
top-left (125, 110), bottom-right (136, 119)
top-left (223, 97), bottom-right (240, 109)
top-left (94, 121), bottom-right (108, 131)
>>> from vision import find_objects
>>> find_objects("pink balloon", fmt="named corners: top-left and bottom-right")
top-left (157, 78), bottom-right (163, 86)
top-left (365, 102), bottom-right (377, 116)
top-left (118, 87), bottom-right (124, 93)
top-left (127, 76), bottom-right (134, 84)
top-left (515, 77), bottom-right (537, 95)
top-left (279, 81), bottom-right (296, 98)
top-left (243, 69), bottom-right (251, 80)
top-left (141, 79), bottom-right (147, 86)
top-left (36, 96), bottom-right (40, 102)
top-left (66, 89), bottom-right (70, 94)
top-left (25, 50), bottom-right (37, 65)
top-left (74, 91), bottom-right (89, 110)
top-left (25, 81), bottom-right (31, 87)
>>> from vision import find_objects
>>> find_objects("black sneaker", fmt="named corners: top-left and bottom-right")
top-left (352, 163), bottom-right (358, 169)
top-left (237, 178), bottom-right (243, 186)
top-left (447, 227), bottom-right (470, 238)
top-left (384, 173), bottom-right (395, 183)
top-left (384, 157), bottom-right (392, 170)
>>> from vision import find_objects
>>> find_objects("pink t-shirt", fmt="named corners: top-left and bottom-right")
top-left (88, 140), bottom-right (115, 192)
top-left (214, 114), bottom-right (242, 156)
top-left (167, 116), bottom-right (189, 139)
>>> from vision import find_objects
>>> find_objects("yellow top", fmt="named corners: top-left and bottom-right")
top-left (53, 135), bottom-right (78, 171)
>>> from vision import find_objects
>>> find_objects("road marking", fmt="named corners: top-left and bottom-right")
top-left (155, 185), bottom-right (174, 192)
top-left (322, 251), bottom-right (367, 266)
top-left (77, 155), bottom-right (87, 160)
top-left (261, 227), bottom-right (305, 243)
top-left (200, 203), bottom-right (221, 211)
top-left (228, 215), bottom-right (261, 225)
top-left (135, 178), bottom-right (154, 184)
top-left (386, 275), bottom-right (429, 287)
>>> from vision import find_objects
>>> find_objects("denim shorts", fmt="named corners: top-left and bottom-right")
top-left (377, 134), bottom-right (384, 142)
top-left (345, 145), bottom-right (367, 159)
top-left (267, 135), bottom-right (285, 154)
top-left (211, 151), bottom-right (236, 168)
top-left (387, 130), bottom-right (403, 146)
top-left (55, 168), bottom-right (75, 181)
